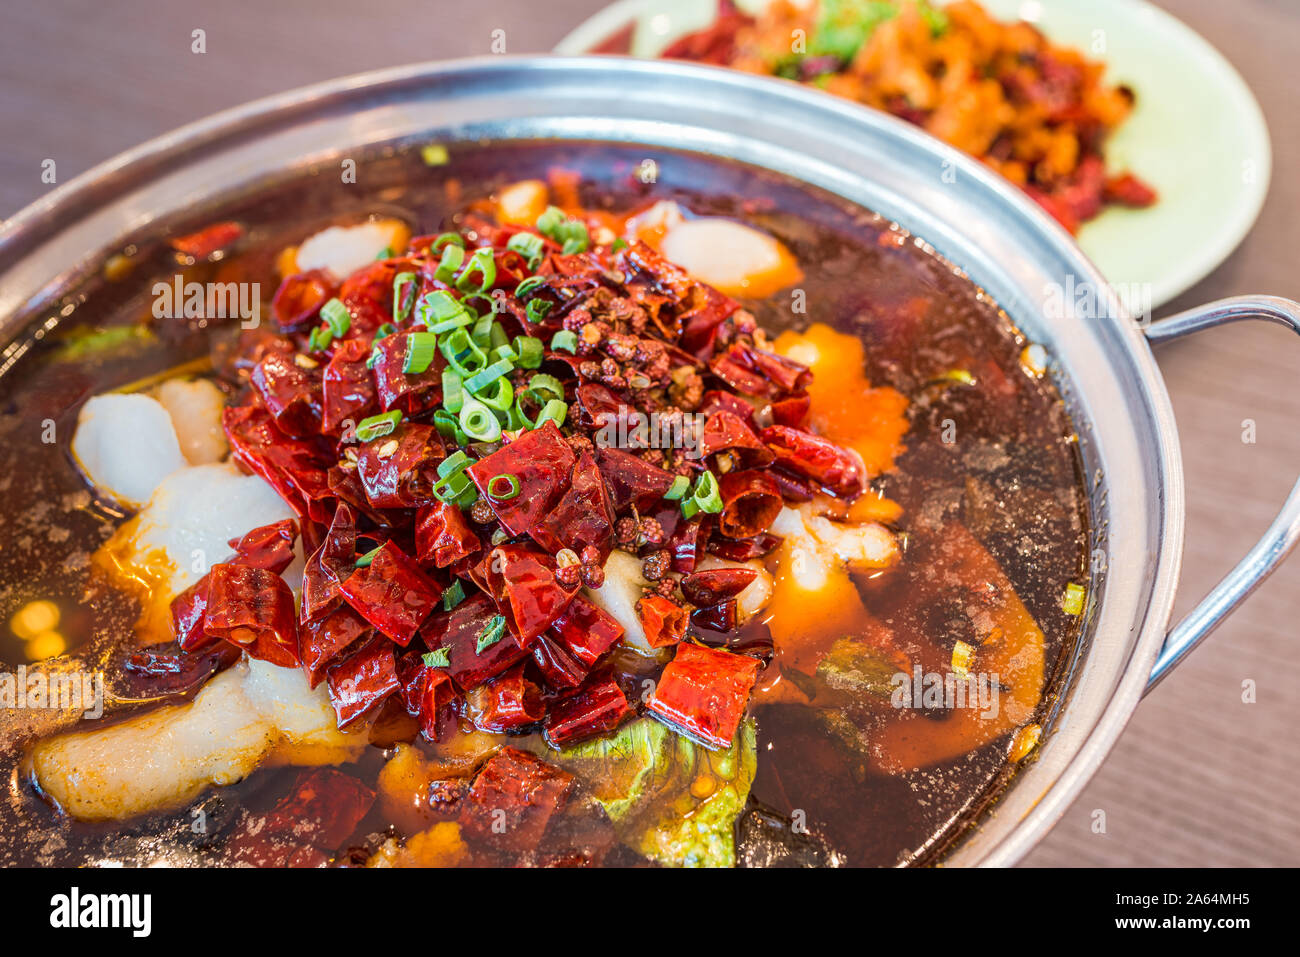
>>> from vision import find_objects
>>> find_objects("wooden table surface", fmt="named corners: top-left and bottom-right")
top-left (1, 0), bottom-right (1295, 866)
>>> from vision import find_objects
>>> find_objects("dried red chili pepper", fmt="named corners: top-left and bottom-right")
top-left (202, 562), bottom-right (299, 667)
top-left (421, 592), bottom-right (528, 691)
top-left (543, 677), bottom-right (633, 748)
top-left (354, 422), bottom-right (444, 509)
top-left (716, 468), bottom-right (783, 539)
top-left (482, 543), bottom-right (579, 645)
top-left (171, 574), bottom-right (213, 652)
top-left (467, 421), bottom-right (575, 536)
top-left (228, 518), bottom-right (298, 575)
top-left (547, 594), bottom-right (624, 667)
top-left (635, 593), bottom-right (689, 648)
top-left (415, 501), bottom-right (482, 568)
top-left (666, 512), bottom-right (712, 574)
top-left (699, 410), bottom-right (774, 466)
top-left (594, 447), bottom-right (674, 513)
top-left (338, 540), bottom-right (442, 646)
top-left (301, 503), bottom-right (356, 622)
top-left (271, 269), bottom-right (336, 332)
top-left (326, 634), bottom-right (401, 727)
top-left (530, 632), bottom-right (589, 690)
top-left (169, 221), bottom-right (242, 259)
top-left (223, 402), bottom-right (334, 521)
top-left (370, 332), bottom-right (444, 415)
top-left (250, 350), bottom-right (324, 438)
top-left (707, 531), bottom-right (782, 562)
top-left (466, 663), bottom-right (544, 732)
top-left (646, 642), bottom-right (760, 749)
top-left (458, 748), bottom-right (574, 852)
top-left (760, 424), bottom-right (867, 499)
top-left (321, 337), bottom-right (377, 434)
top-left (691, 598), bottom-right (738, 633)
top-left (298, 604), bottom-right (371, 689)
top-left (681, 567), bottom-right (757, 606)
top-left (530, 451), bottom-right (617, 558)
top-left (337, 259), bottom-right (405, 335)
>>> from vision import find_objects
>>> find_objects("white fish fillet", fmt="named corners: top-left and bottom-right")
top-left (295, 220), bottom-right (407, 280)
top-left (129, 462), bottom-right (301, 597)
top-left (29, 658), bottom-right (364, 822)
top-left (71, 393), bottom-right (188, 508)
top-left (149, 378), bottom-right (228, 465)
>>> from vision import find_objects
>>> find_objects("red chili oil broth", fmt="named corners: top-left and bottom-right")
top-left (0, 141), bottom-right (1087, 866)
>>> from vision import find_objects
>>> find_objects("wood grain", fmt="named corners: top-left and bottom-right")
top-left (0, 0), bottom-right (1294, 866)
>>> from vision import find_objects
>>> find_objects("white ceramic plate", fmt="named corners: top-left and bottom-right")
top-left (557, 0), bottom-right (1272, 310)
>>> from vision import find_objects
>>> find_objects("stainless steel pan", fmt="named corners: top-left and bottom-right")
top-left (1, 57), bottom-right (1295, 865)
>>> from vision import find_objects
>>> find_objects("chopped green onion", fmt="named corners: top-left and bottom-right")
top-left (514, 275), bottom-right (547, 298)
top-left (527, 373), bottom-right (564, 403)
top-left (536, 206), bottom-right (565, 236)
top-left (507, 232), bottom-right (545, 271)
top-left (431, 232), bottom-right (463, 253)
top-left (475, 615), bottom-right (507, 654)
top-left (680, 498), bottom-right (700, 521)
top-left (433, 408), bottom-right (467, 446)
top-left (320, 298), bottom-right (351, 338)
top-left (479, 376), bottom-right (515, 412)
top-left (355, 410), bottom-right (402, 442)
top-left (307, 325), bottom-right (333, 353)
top-left (433, 469), bottom-right (474, 504)
top-left (1062, 582), bottom-right (1086, 616)
top-left (422, 647), bottom-right (451, 669)
top-left (691, 469), bottom-right (724, 515)
top-left (374, 322), bottom-right (397, 341)
top-left (536, 206), bottom-right (589, 255)
top-left (513, 336), bottom-right (543, 369)
top-left (550, 329), bottom-right (578, 353)
top-left (420, 143), bottom-right (449, 166)
top-left (465, 358), bottom-right (514, 395)
top-left (441, 580), bottom-right (466, 612)
top-left (489, 321), bottom-right (509, 353)
top-left (486, 472), bottom-right (521, 501)
top-left (455, 248), bottom-right (497, 295)
top-left (442, 369), bottom-right (465, 413)
top-left (354, 545), bottom-right (381, 568)
top-left (470, 313), bottom-right (496, 349)
top-left (392, 272), bottom-right (418, 322)
top-left (611, 238), bottom-right (628, 253)
top-left (439, 327), bottom-right (488, 377)
top-left (375, 246), bottom-right (393, 261)
top-left (533, 398), bottom-right (567, 430)
top-left (435, 243), bottom-right (465, 283)
top-left (526, 299), bottom-right (553, 323)
top-left (437, 449), bottom-right (473, 480)
top-left (459, 394), bottom-right (502, 442)
top-left (403, 331), bottom-right (438, 374)
top-left (663, 474), bottom-right (691, 500)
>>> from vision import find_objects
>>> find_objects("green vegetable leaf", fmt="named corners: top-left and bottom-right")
top-left (550, 716), bottom-right (758, 868)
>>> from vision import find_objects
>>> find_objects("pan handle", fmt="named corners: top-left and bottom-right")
top-left (1143, 296), bottom-right (1300, 692)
